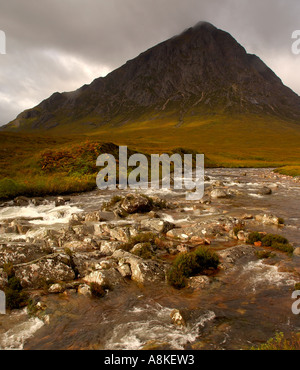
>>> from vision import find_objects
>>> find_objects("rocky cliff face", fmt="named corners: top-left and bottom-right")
top-left (3, 22), bottom-right (300, 131)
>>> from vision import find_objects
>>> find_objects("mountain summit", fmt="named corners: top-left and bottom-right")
top-left (3, 22), bottom-right (300, 132)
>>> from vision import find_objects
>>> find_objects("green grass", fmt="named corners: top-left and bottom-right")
top-left (251, 332), bottom-right (300, 350)
top-left (122, 232), bottom-right (157, 252)
top-left (0, 133), bottom-right (202, 200)
top-left (247, 233), bottom-right (294, 254)
top-left (255, 250), bottom-right (275, 259)
top-left (274, 166), bottom-right (300, 177)
top-left (167, 247), bottom-right (220, 289)
top-left (3, 263), bottom-right (29, 310)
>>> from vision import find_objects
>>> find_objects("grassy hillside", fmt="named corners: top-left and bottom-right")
top-left (0, 114), bottom-right (300, 199)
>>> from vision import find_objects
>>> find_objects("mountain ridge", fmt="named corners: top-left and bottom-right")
top-left (2, 21), bottom-right (300, 132)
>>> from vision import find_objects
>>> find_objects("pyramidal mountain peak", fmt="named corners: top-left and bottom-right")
top-left (3, 21), bottom-right (300, 132)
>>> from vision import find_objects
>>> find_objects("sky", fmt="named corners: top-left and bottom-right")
top-left (0, 0), bottom-right (300, 126)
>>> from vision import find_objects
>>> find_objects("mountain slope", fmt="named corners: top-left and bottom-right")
top-left (3, 21), bottom-right (300, 133)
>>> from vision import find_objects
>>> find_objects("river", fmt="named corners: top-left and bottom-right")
top-left (0, 168), bottom-right (299, 350)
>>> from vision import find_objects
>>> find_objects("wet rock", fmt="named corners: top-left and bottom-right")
top-left (77, 284), bottom-right (91, 297)
top-left (170, 309), bottom-right (186, 326)
top-left (95, 259), bottom-right (118, 270)
top-left (117, 262), bottom-right (132, 278)
top-left (0, 243), bottom-right (52, 266)
top-left (121, 194), bottom-right (152, 214)
top-left (187, 275), bottom-right (210, 290)
top-left (140, 219), bottom-right (175, 234)
top-left (14, 196), bottom-right (30, 207)
top-left (72, 224), bottom-right (95, 237)
top-left (176, 244), bottom-right (190, 253)
top-left (55, 197), bottom-right (67, 207)
top-left (84, 211), bottom-right (107, 222)
top-left (9, 219), bottom-right (32, 234)
top-left (69, 213), bottom-right (85, 226)
top-left (72, 251), bottom-right (103, 277)
top-left (109, 226), bottom-right (132, 243)
top-left (31, 197), bottom-right (46, 206)
top-left (83, 268), bottom-right (124, 289)
top-left (210, 189), bottom-right (229, 199)
top-left (48, 283), bottom-right (65, 294)
top-left (112, 250), bottom-right (166, 284)
top-left (93, 223), bottom-right (111, 237)
top-left (218, 245), bottom-right (257, 270)
top-left (242, 214), bottom-right (254, 220)
top-left (257, 186), bottom-right (272, 195)
top-left (14, 253), bottom-right (75, 288)
top-left (190, 236), bottom-right (211, 245)
top-left (199, 195), bottom-right (211, 204)
top-left (166, 221), bottom-right (225, 240)
top-left (255, 214), bottom-right (281, 225)
top-left (63, 240), bottom-right (97, 252)
top-left (100, 241), bottom-right (124, 256)
top-left (212, 181), bottom-right (224, 187)
top-left (237, 230), bottom-right (249, 242)
top-left (293, 248), bottom-right (300, 256)
top-left (147, 211), bottom-right (160, 218)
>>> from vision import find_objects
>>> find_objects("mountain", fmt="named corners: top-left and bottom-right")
top-left (2, 21), bottom-right (300, 133)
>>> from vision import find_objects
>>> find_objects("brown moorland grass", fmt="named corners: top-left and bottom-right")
top-left (0, 114), bottom-right (299, 198)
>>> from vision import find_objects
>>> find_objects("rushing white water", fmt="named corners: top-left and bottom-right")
top-left (105, 301), bottom-right (215, 350)
top-left (0, 203), bottom-right (83, 225)
top-left (161, 213), bottom-right (191, 224)
top-left (242, 261), bottom-right (296, 292)
top-left (0, 311), bottom-right (44, 350)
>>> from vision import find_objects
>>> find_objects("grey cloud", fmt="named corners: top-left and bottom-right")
top-left (0, 0), bottom-right (300, 126)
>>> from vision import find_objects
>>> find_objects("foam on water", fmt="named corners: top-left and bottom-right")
top-left (249, 193), bottom-right (264, 198)
top-left (242, 260), bottom-right (296, 291)
top-left (104, 302), bottom-right (215, 350)
top-left (161, 213), bottom-right (190, 224)
top-left (0, 203), bottom-right (83, 225)
top-left (0, 313), bottom-right (44, 350)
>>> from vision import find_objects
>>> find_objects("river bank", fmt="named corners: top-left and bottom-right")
top-left (0, 168), bottom-right (299, 350)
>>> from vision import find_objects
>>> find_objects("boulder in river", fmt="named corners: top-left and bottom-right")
top-left (293, 247), bottom-right (300, 256)
top-left (170, 309), bottom-right (186, 326)
top-left (255, 214), bottom-right (281, 225)
top-left (14, 253), bottom-right (76, 288)
top-left (83, 268), bottom-right (124, 289)
top-left (187, 275), bottom-right (210, 290)
top-left (0, 243), bottom-right (53, 266)
top-left (140, 219), bottom-right (175, 234)
top-left (218, 245), bottom-right (257, 270)
top-left (100, 241), bottom-right (124, 256)
top-left (48, 283), bottom-right (65, 294)
top-left (257, 186), bottom-right (272, 196)
top-left (112, 250), bottom-right (166, 285)
top-left (13, 196), bottom-right (30, 207)
top-left (210, 189), bottom-right (229, 199)
top-left (121, 194), bottom-right (153, 214)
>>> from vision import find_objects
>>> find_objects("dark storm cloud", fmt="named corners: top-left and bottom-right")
top-left (0, 0), bottom-right (300, 125)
